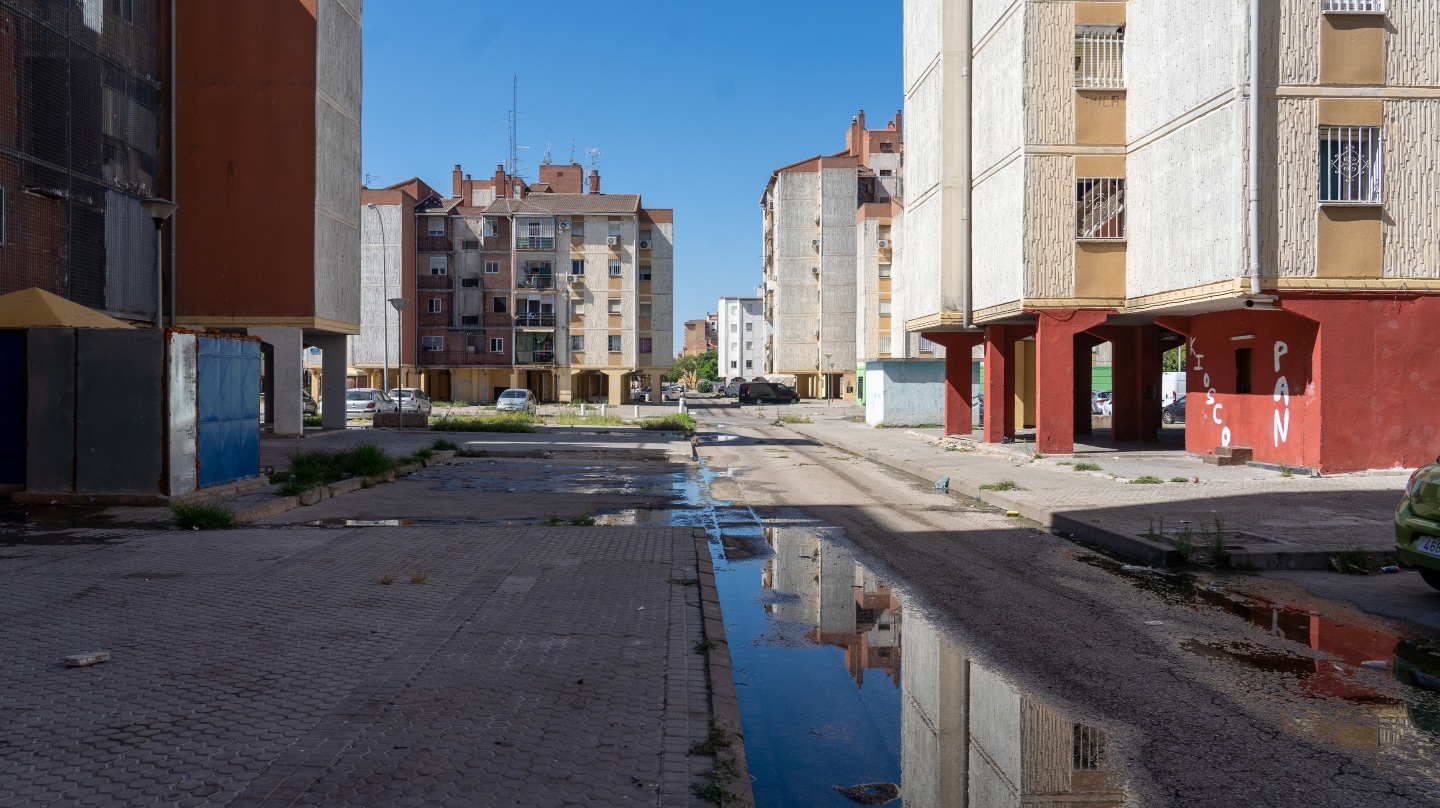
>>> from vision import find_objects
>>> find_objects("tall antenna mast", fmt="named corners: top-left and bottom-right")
top-left (542, 137), bottom-right (553, 166)
top-left (506, 74), bottom-right (518, 176)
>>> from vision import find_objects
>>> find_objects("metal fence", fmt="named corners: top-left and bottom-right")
top-left (1321, 0), bottom-right (1386, 12)
top-left (1076, 178), bottom-right (1126, 239)
top-left (1075, 28), bottom-right (1125, 89)
top-left (1319, 126), bottom-right (1384, 204)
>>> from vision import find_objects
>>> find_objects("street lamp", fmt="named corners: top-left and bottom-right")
top-left (140, 197), bottom-right (177, 328)
top-left (367, 202), bottom-right (390, 391)
top-left (823, 352), bottom-right (833, 405)
top-left (388, 297), bottom-right (409, 399)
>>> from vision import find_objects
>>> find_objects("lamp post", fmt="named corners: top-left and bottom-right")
top-left (824, 352), bottom-right (833, 406)
top-left (388, 297), bottom-right (409, 404)
top-left (367, 202), bottom-right (390, 391)
top-left (140, 198), bottom-right (177, 328)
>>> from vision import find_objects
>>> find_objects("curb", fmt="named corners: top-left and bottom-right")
top-left (692, 528), bottom-right (755, 807)
top-left (231, 451), bottom-right (455, 525)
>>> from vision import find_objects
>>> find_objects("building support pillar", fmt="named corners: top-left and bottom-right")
top-left (601, 369), bottom-right (625, 406)
top-left (1099, 324), bottom-right (1162, 443)
top-left (1035, 310), bottom-right (1111, 454)
top-left (1073, 332), bottom-right (1104, 437)
top-left (983, 325), bottom-right (1017, 443)
top-left (309, 334), bottom-right (349, 430)
top-left (925, 332), bottom-right (983, 437)
top-left (250, 327), bottom-right (304, 437)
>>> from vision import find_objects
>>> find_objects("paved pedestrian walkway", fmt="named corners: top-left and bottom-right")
top-left (0, 523), bottom-right (715, 806)
top-left (741, 409), bottom-right (1408, 569)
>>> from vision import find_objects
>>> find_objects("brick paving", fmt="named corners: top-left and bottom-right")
top-left (0, 524), bottom-right (712, 806)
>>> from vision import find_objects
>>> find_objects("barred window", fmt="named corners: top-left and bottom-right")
top-left (1321, 0), bottom-right (1385, 12)
top-left (1075, 27), bottom-right (1124, 89)
top-left (570, 335), bottom-right (585, 352)
top-left (1319, 126), bottom-right (1383, 204)
top-left (1076, 178), bottom-right (1126, 239)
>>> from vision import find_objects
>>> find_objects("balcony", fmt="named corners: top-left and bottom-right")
top-left (515, 350), bottom-right (555, 366)
top-left (515, 313), bottom-right (557, 328)
top-left (515, 236), bottom-right (555, 251)
top-left (517, 275), bottom-right (556, 290)
top-left (417, 349), bottom-right (504, 367)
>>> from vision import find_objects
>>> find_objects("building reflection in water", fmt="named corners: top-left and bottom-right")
top-left (761, 527), bottom-right (1126, 806)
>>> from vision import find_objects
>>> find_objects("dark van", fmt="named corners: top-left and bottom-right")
top-left (738, 382), bottom-right (799, 405)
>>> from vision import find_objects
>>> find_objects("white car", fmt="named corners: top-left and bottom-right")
top-left (387, 388), bottom-right (433, 415)
top-left (345, 388), bottom-right (396, 420)
top-left (662, 385), bottom-right (685, 401)
top-left (495, 388), bottom-right (537, 414)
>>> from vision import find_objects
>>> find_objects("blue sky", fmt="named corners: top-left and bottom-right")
top-left (361, 0), bottom-right (903, 350)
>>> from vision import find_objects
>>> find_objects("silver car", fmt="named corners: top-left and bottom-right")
top-left (495, 388), bottom-right (537, 414)
top-left (345, 388), bottom-right (396, 420)
top-left (387, 388), bottom-right (433, 415)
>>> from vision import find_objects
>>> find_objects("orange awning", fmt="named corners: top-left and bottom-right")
top-left (0, 287), bottom-right (136, 329)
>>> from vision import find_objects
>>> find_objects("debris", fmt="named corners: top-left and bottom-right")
top-left (1121, 565), bottom-right (1154, 572)
top-left (933, 475), bottom-right (950, 493)
top-left (636, 606), bottom-right (645, 611)
top-left (832, 782), bottom-right (900, 805)
top-left (1381, 565), bottom-right (1400, 574)
top-left (1361, 660), bottom-right (1389, 669)
top-left (1005, 510), bottom-right (1019, 517)
top-left (64, 651), bottom-right (110, 668)
top-left (1143, 620), bottom-right (1165, 626)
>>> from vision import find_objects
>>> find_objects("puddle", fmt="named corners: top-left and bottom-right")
top-left (686, 460), bottom-right (1127, 806)
top-left (695, 433), bottom-right (742, 444)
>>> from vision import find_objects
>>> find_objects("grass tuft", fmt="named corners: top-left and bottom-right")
top-left (1074, 462), bottom-right (1103, 472)
top-left (1330, 546), bottom-right (1375, 574)
top-left (430, 437), bottom-right (458, 451)
top-left (776, 414), bottom-right (811, 424)
top-left (430, 415), bottom-right (536, 433)
top-left (409, 572), bottom-right (429, 584)
top-left (639, 414), bottom-right (696, 436)
top-left (552, 408), bottom-right (625, 426)
top-left (372, 573), bottom-right (395, 585)
top-left (979, 480), bottom-right (1020, 491)
top-left (1129, 475), bottom-right (1165, 485)
top-left (170, 501), bottom-right (236, 530)
top-left (1170, 476), bottom-right (1189, 483)
top-left (303, 415), bottom-right (323, 428)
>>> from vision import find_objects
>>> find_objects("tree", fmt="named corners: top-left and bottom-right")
top-left (695, 350), bottom-right (719, 382)
top-left (665, 350), bottom-right (718, 386)
top-left (1162, 344), bottom-right (1187, 373)
top-left (665, 355), bottom-right (696, 384)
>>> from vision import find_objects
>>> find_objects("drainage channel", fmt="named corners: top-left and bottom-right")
top-left (676, 460), bottom-right (1127, 807)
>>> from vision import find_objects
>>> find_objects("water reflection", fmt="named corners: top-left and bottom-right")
top-left (720, 522), bottom-right (1125, 806)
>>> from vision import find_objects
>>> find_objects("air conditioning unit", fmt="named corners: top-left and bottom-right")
top-left (877, 239), bottom-right (889, 249)
top-left (638, 240), bottom-right (652, 250)
top-left (557, 221), bottom-right (569, 230)
top-left (607, 236), bottom-right (620, 246)
top-left (568, 274), bottom-right (585, 284)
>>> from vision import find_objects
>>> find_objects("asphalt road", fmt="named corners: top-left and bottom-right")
top-left (688, 400), bottom-right (1440, 807)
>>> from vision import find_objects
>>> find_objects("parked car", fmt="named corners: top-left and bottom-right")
top-left (388, 388), bottom-right (433, 415)
top-left (662, 385), bottom-right (684, 401)
top-left (495, 388), bottom-right (538, 414)
top-left (1396, 458), bottom-right (1440, 591)
top-left (722, 378), bottom-right (743, 397)
top-left (738, 382), bottom-right (799, 405)
top-left (1091, 390), bottom-right (1113, 415)
top-left (345, 388), bottom-right (395, 420)
top-left (1161, 395), bottom-right (1187, 425)
top-left (302, 391), bottom-right (318, 415)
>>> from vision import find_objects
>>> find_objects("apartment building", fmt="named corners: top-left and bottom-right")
top-left (717, 297), bottom-right (764, 380)
top-left (761, 111), bottom-right (902, 399)
top-left (903, 0), bottom-right (1440, 473)
top-left (361, 162), bottom-right (673, 405)
top-left (682, 314), bottom-right (717, 356)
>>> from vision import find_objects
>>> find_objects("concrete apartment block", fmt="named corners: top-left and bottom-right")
top-left (717, 297), bottom-right (763, 381)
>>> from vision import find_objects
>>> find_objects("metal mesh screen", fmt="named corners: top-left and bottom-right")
top-left (0, 0), bottom-right (161, 320)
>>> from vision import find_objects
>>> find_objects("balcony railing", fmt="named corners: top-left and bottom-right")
top-left (1075, 29), bottom-right (1125, 89)
top-left (517, 275), bottom-right (556, 290)
top-left (416, 350), bottom-right (506, 367)
top-left (515, 313), bottom-right (556, 328)
top-left (516, 350), bottom-right (555, 365)
top-left (515, 236), bottom-right (555, 251)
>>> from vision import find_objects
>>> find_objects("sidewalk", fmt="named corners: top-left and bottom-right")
top-left (778, 413), bottom-right (1407, 570)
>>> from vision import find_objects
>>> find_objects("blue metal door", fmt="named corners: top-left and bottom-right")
top-left (196, 336), bottom-right (260, 487)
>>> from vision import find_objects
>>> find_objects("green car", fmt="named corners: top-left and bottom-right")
top-left (1396, 459), bottom-right (1440, 591)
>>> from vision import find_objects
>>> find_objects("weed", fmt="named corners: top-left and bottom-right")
top-left (1173, 523), bottom-right (1196, 562)
top-left (638, 413), bottom-right (696, 436)
top-left (303, 415), bottom-right (323, 428)
top-left (372, 573), bottom-right (395, 585)
top-left (689, 725), bottom-right (732, 756)
top-left (541, 514), bottom-right (564, 526)
top-left (1210, 516), bottom-right (1231, 564)
top-left (1330, 546), bottom-right (1375, 574)
top-left (170, 501), bottom-right (236, 530)
top-left (429, 415), bottom-right (536, 433)
top-left (1030, 448), bottom-right (1046, 460)
top-left (1074, 462), bottom-right (1103, 472)
top-left (668, 577), bottom-right (700, 586)
top-left (693, 640), bottom-right (716, 654)
top-left (409, 572), bottom-right (429, 584)
top-left (430, 437), bottom-right (458, 451)
top-left (1170, 476), bottom-right (1189, 483)
top-left (979, 480), bottom-right (1020, 491)
top-left (775, 454), bottom-right (790, 459)
top-left (1129, 476), bottom-right (1165, 484)
top-left (567, 514), bottom-right (598, 526)
top-left (914, 423), bottom-right (942, 429)
top-left (360, 479), bottom-right (376, 489)
top-left (278, 481), bottom-right (310, 497)
top-left (1057, 461), bottom-right (1073, 466)
top-left (283, 444), bottom-right (397, 494)
top-left (777, 414), bottom-right (811, 424)
top-left (552, 408), bottom-right (624, 426)
top-left (455, 448), bottom-right (489, 458)
top-left (413, 448), bottom-right (435, 461)
top-left (1279, 464), bottom-right (1295, 478)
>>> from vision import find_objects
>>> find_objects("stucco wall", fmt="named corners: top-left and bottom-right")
top-left (864, 359), bottom-right (944, 427)
top-left (820, 166), bottom-right (858, 371)
top-left (901, 0), bottom-right (944, 324)
top-left (972, 159), bottom-right (1025, 310)
top-left (1267, 98), bottom-right (1318, 279)
top-left (1388, 1), bottom-right (1440, 86)
top-left (312, 0), bottom-right (362, 328)
top-left (772, 171), bottom-right (822, 373)
top-left (353, 203), bottom-right (403, 367)
top-left (1383, 99), bottom-right (1440, 280)
top-left (1024, 155), bottom-right (1074, 299)
top-left (1128, 0), bottom-right (1243, 141)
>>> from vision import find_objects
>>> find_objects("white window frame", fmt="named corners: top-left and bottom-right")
top-left (483, 218), bottom-right (498, 237)
top-left (608, 335), bottom-right (622, 353)
top-left (1075, 26), bottom-right (1125, 90)
top-left (878, 335), bottom-right (892, 355)
top-left (571, 259), bottom-right (585, 276)
top-left (1321, 0), bottom-right (1386, 12)
top-left (485, 260), bottom-right (500, 274)
top-left (1319, 126), bottom-right (1384, 205)
top-left (421, 336), bottom-right (443, 352)
top-left (426, 216), bottom-right (446, 237)
top-left (878, 299), bottom-right (892, 317)
top-left (607, 297), bottom-right (622, 315)
top-left (428, 298), bottom-right (443, 313)
top-left (429, 256), bottom-right (448, 275)
top-left (489, 337), bottom-right (505, 353)
top-left (608, 260), bottom-right (623, 277)
top-left (918, 336), bottom-right (936, 353)
top-left (878, 263), bottom-right (891, 279)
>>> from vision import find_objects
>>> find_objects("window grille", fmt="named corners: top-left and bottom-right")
top-left (918, 336), bottom-right (935, 353)
top-left (570, 336), bottom-right (585, 352)
top-left (1076, 178), bottom-right (1126, 239)
top-left (1074, 725), bottom-right (1106, 770)
top-left (608, 260), bottom-right (623, 277)
top-left (1075, 28), bottom-right (1125, 89)
top-left (1321, 0), bottom-right (1385, 11)
top-left (639, 265), bottom-right (652, 281)
top-left (1319, 126), bottom-right (1383, 204)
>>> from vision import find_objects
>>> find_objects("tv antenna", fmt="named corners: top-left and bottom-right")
top-left (585, 147), bottom-right (603, 173)
top-left (569, 139), bottom-right (576, 164)
top-left (506, 74), bottom-right (519, 176)
top-left (542, 137), bottom-right (553, 166)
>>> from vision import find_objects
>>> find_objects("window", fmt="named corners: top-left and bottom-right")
top-left (493, 297), bottom-right (507, 314)
top-left (745, 322), bottom-right (753, 332)
top-left (1320, 126), bottom-right (1383, 204)
top-left (485, 260), bottom-right (500, 274)
top-left (879, 263), bottom-right (891, 279)
top-left (745, 341), bottom-right (753, 351)
top-left (918, 336), bottom-right (935, 353)
top-left (640, 228), bottom-right (652, 242)
top-left (1235, 348), bottom-right (1253, 394)
top-left (608, 335), bottom-right (622, 352)
top-left (745, 360), bottom-right (753, 370)
top-left (429, 256), bottom-right (447, 275)
top-left (1322, 0), bottom-right (1386, 11)
top-left (571, 219), bottom-right (585, 237)
top-left (730, 323), bottom-right (738, 333)
top-left (878, 335), bottom-right (892, 354)
top-left (880, 142), bottom-right (894, 152)
top-left (572, 295), bottom-right (585, 310)
top-left (639, 265), bottom-right (652, 281)
top-left (730, 360), bottom-right (737, 369)
top-left (1075, 27), bottom-right (1124, 89)
top-left (608, 260), bottom-right (622, 277)
top-left (608, 221), bottom-right (622, 237)
top-left (878, 299), bottom-right (892, 316)
top-left (639, 337), bottom-right (652, 354)
top-left (1076, 178), bottom-right (1126, 239)
top-left (428, 298), bottom-right (443, 313)
top-left (462, 239), bottom-right (479, 251)
top-left (460, 315), bottom-right (479, 325)
top-left (571, 259), bottom-right (585, 275)
top-left (483, 219), bottom-right (498, 237)
top-left (490, 337), bottom-right (504, 353)
top-left (427, 217), bottom-right (446, 236)
top-left (639, 302), bottom-right (652, 318)
top-left (570, 335), bottom-right (585, 352)
top-left (421, 336), bottom-right (443, 352)
top-left (608, 297), bottom-right (622, 315)
top-left (461, 277), bottom-right (480, 288)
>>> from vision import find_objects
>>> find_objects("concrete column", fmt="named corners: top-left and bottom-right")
top-left (602, 369), bottom-right (625, 405)
top-left (250, 327), bottom-right (304, 436)
top-left (1035, 310), bottom-right (1110, 454)
top-left (1073, 333), bottom-right (1104, 436)
top-left (650, 371), bottom-right (665, 404)
top-left (1100, 324), bottom-right (1161, 444)
top-left (926, 332), bottom-right (983, 437)
top-left (983, 326), bottom-right (1015, 443)
top-left (310, 334), bottom-right (349, 430)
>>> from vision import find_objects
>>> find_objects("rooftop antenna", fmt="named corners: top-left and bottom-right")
top-left (506, 74), bottom-right (518, 176)
top-left (569, 139), bottom-right (576, 164)
top-left (364, 172), bottom-right (380, 187)
top-left (585, 147), bottom-right (603, 174)
top-left (542, 137), bottom-right (553, 166)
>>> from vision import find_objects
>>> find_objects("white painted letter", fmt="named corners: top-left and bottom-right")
top-left (1203, 373), bottom-right (1211, 388)
top-left (1272, 376), bottom-right (1290, 405)
top-left (1273, 341), bottom-right (1289, 373)
top-left (1221, 426), bottom-right (1232, 447)
top-left (1273, 408), bottom-right (1290, 447)
top-left (1212, 402), bottom-right (1224, 425)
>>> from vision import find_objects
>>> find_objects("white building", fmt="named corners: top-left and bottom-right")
top-left (717, 296), bottom-right (764, 381)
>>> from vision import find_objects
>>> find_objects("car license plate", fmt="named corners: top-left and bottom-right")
top-left (1415, 536), bottom-right (1440, 560)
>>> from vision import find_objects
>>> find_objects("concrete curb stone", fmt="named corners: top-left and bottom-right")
top-left (691, 528), bottom-right (755, 807)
